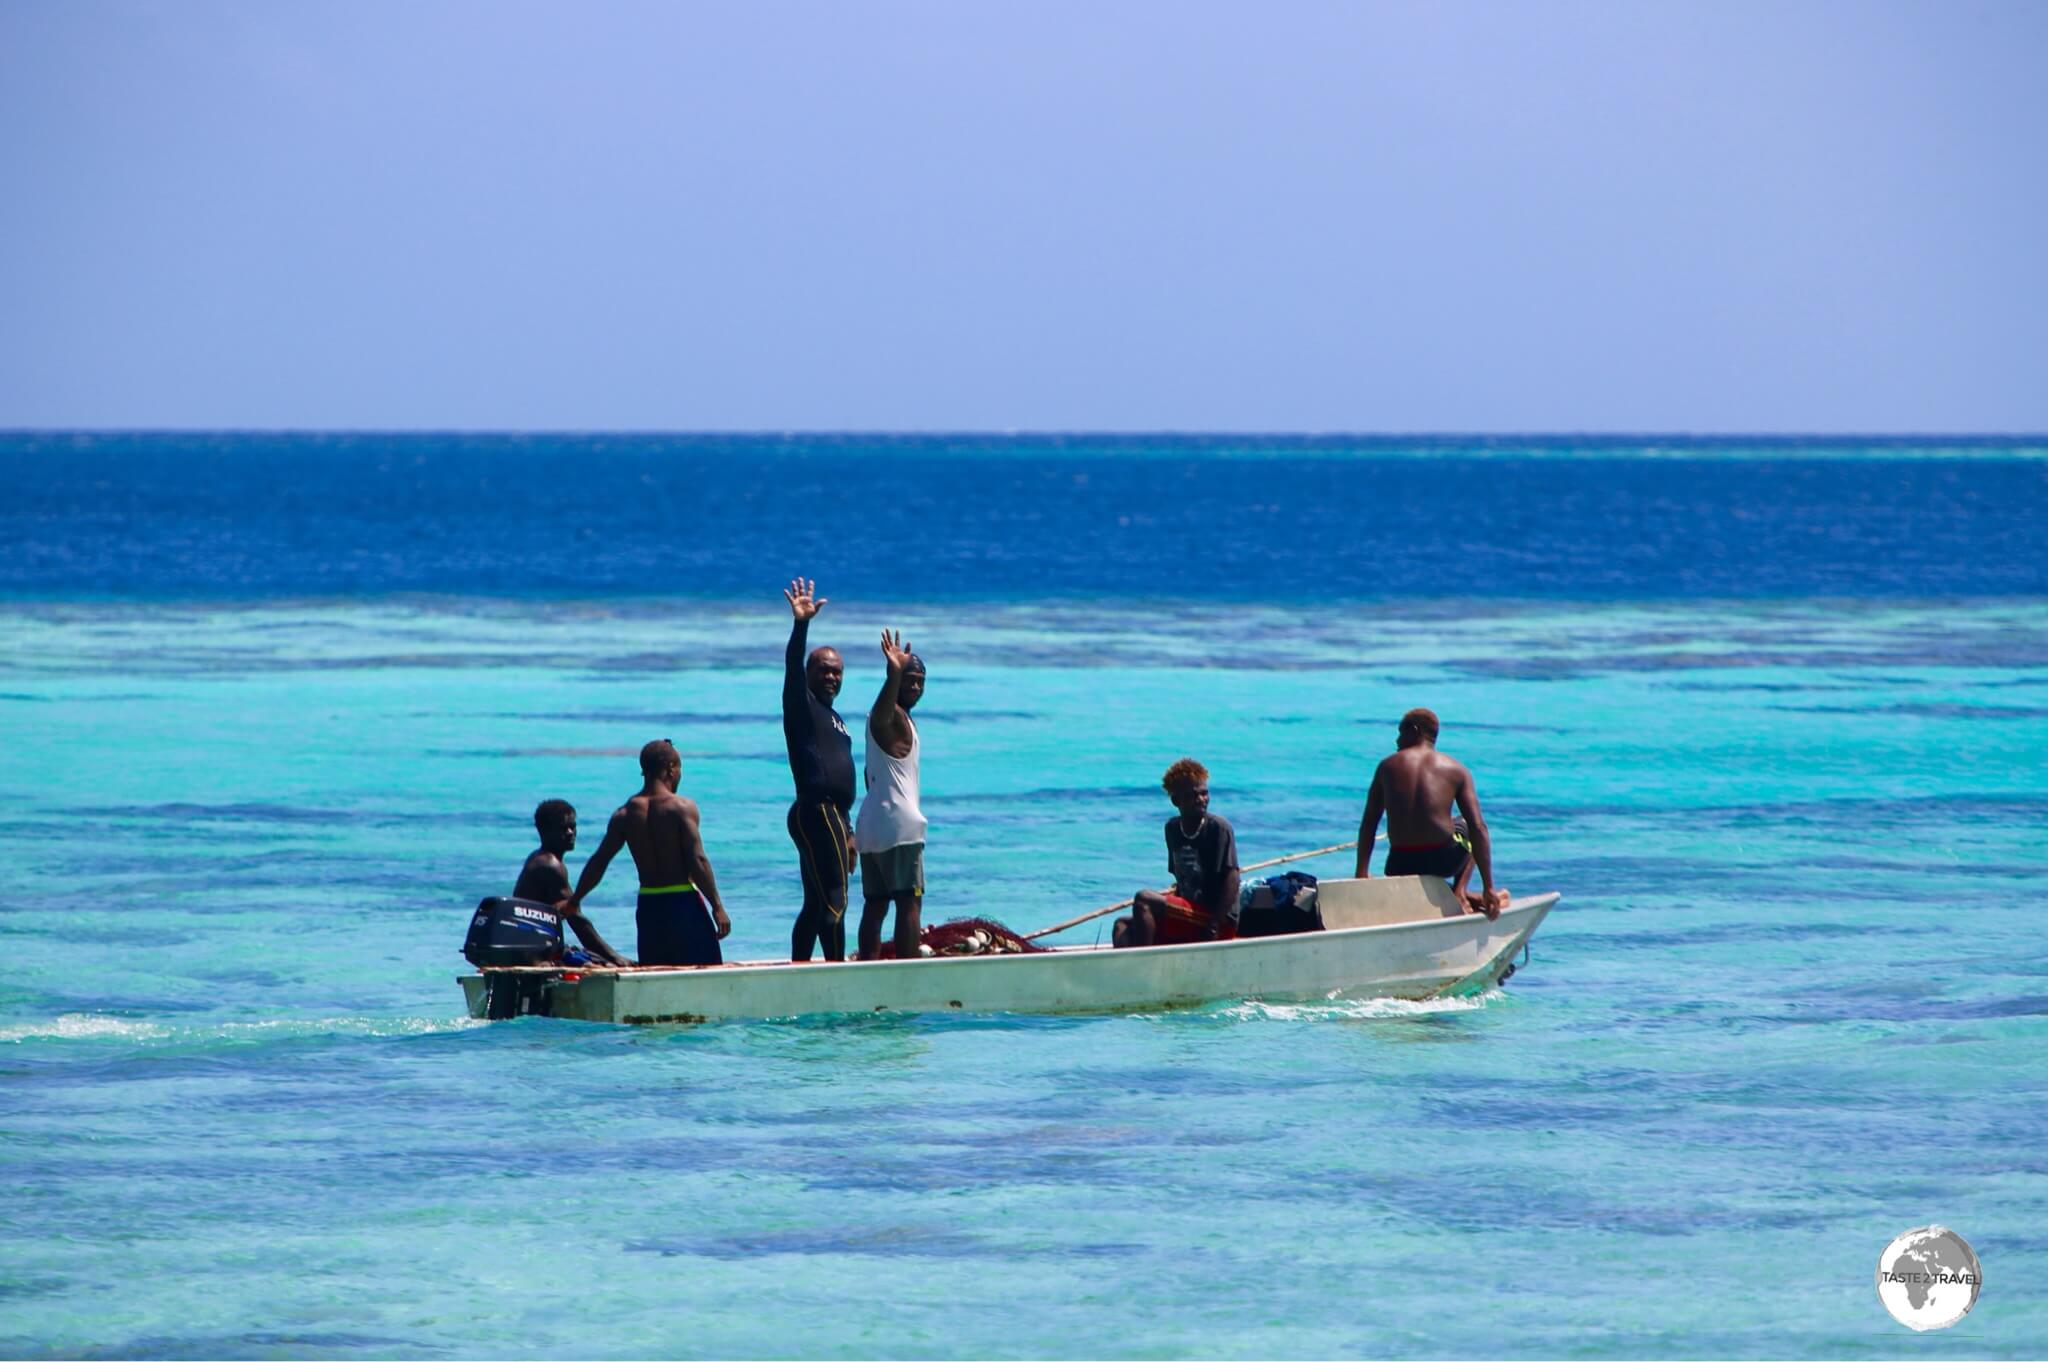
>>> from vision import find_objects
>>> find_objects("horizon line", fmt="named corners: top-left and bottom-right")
top-left (4, 427), bottom-right (2046, 442)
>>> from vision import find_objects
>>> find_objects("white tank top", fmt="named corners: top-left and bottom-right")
top-left (855, 714), bottom-right (925, 853)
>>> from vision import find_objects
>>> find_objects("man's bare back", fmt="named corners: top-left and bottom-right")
top-left (1372, 745), bottom-right (1472, 849)
top-left (560, 740), bottom-right (733, 963)
top-left (610, 787), bottom-right (703, 889)
top-left (1355, 708), bottom-right (1508, 917)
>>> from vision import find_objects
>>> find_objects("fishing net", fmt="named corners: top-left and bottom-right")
top-left (878, 916), bottom-right (1050, 958)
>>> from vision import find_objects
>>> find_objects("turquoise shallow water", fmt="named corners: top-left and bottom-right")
top-left (3, 596), bottom-right (2046, 1358)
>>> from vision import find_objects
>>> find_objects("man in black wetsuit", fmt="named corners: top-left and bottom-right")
top-left (513, 798), bottom-right (630, 966)
top-left (783, 577), bottom-right (857, 961)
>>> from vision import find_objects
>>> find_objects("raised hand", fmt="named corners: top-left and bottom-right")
top-left (879, 628), bottom-right (912, 673)
top-left (784, 577), bottom-right (827, 621)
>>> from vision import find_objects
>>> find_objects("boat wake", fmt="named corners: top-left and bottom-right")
top-left (0, 1013), bottom-right (168, 1042)
top-left (0, 1012), bottom-right (487, 1045)
top-left (1214, 991), bottom-right (1500, 1022)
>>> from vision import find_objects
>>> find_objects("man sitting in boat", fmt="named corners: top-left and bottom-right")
top-left (1354, 708), bottom-right (1510, 919)
top-left (1114, 758), bottom-right (1240, 948)
top-left (555, 741), bottom-right (734, 966)
top-left (515, 798), bottom-right (630, 966)
top-left (855, 629), bottom-right (927, 961)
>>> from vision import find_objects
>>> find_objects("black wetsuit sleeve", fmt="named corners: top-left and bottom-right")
top-left (784, 617), bottom-right (813, 755)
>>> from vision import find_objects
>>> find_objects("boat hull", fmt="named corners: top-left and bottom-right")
top-left (459, 892), bottom-right (1558, 1024)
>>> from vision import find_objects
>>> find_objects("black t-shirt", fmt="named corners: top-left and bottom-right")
top-left (1165, 813), bottom-right (1238, 914)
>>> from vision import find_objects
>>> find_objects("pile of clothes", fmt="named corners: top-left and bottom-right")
top-left (1237, 871), bottom-right (1322, 937)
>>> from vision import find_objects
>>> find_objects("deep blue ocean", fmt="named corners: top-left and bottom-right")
top-left (2, 433), bottom-right (2045, 1358)
top-left (7, 432), bottom-right (2047, 600)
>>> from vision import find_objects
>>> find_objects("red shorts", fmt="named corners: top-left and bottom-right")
top-left (1153, 893), bottom-right (1237, 945)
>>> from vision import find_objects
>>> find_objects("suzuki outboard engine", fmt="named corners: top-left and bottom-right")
top-left (462, 896), bottom-right (567, 968)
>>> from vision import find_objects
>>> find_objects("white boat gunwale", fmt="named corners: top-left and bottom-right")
top-left (459, 884), bottom-right (1561, 1025)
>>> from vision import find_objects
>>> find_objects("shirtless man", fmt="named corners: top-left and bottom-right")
top-left (1355, 708), bottom-right (1510, 919)
top-left (556, 741), bottom-right (733, 966)
top-left (854, 630), bottom-right (927, 961)
top-left (515, 797), bottom-right (630, 966)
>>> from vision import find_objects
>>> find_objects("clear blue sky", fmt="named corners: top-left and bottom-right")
top-left (2, 0), bottom-right (2043, 432)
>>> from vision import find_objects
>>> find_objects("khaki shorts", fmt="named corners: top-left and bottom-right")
top-left (859, 842), bottom-right (925, 898)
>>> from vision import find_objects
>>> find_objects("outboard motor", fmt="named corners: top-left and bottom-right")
top-left (464, 897), bottom-right (568, 1019)
top-left (462, 896), bottom-right (567, 968)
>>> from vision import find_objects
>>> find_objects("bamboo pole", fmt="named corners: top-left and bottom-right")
top-left (1019, 836), bottom-right (1369, 942)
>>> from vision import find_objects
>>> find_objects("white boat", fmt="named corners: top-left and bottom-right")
top-left (458, 877), bottom-right (1560, 1024)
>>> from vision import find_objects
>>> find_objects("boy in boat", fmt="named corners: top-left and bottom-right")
top-left (855, 630), bottom-right (927, 960)
top-left (1114, 758), bottom-right (1240, 948)
top-left (1354, 708), bottom-right (1510, 919)
top-left (555, 741), bottom-right (734, 966)
top-left (783, 577), bottom-right (857, 961)
top-left (515, 797), bottom-right (631, 966)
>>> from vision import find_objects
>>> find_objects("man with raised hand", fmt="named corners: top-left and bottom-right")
top-left (782, 577), bottom-right (857, 961)
top-left (855, 629), bottom-right (927, 961)
top-left (556, 740), bottom-right (733, 966)
top-left (1354, 708), bottom-right (1510, 919)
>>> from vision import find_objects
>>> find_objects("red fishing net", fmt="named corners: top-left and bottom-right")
top-left (878, 916), bottom-right (1049, 958)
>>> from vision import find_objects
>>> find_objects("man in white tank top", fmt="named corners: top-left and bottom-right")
top-left (854, 629), bottom-right (926, 960)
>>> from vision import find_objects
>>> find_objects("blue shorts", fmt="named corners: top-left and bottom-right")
top-left (637, 886), bottom-right (722, 967)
